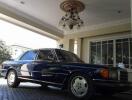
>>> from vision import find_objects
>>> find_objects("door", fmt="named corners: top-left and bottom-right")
top-left (90, 40), bottom-right (114, 67)
top-left (116, 38), bottom-right (131, 69)
top-left (18, 50), bottom-right (38, 78)
top-left (36, 49), bottom-right (68, 84)
top-left (36, 49), bottom-right (60, 83)
top-left (90, 37), bottom-right (132, 69)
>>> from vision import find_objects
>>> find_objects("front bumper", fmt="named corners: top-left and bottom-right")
top-left (93, 79), bottom-right (132, 93)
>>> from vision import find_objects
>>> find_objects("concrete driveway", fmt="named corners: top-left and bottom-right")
top-left (0, 78), bottom-right (132, 100)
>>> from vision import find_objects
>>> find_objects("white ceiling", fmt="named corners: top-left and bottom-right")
top-left (0, 0), bottom-right (131, 35)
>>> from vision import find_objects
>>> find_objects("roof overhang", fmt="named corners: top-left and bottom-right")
top-left (0, 5), bottom-right (64, 40)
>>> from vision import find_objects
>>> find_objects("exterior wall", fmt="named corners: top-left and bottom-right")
top-left (65, 23), bottom-right (131, 39)
top-left (69, 39), bottom-right (74, 53)
top-left (58, 38), bottom-right (70, 51)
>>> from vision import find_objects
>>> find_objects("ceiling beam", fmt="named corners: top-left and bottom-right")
top-left (0, 4), bottom-right (64, 40)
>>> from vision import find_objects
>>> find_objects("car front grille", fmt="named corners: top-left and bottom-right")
top-left (119, 71), bottom-right (128, 82)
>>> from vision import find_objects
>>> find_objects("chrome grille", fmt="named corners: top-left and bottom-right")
top-left (120, 71), bottom-right (128, 81)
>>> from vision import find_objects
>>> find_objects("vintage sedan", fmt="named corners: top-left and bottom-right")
top-left (1, 49), bottom-right (131, 99)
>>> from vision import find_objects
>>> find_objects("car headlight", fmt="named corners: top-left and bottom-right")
top-left (109, 70), bottom-right (118, 80)
top-left (99, 69), bottom-right (118, 80)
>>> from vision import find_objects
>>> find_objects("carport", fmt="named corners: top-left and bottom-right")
top-left (1, 0), bottom-right (132, 78)
top-left (0, 0), bottom-right (132, 100)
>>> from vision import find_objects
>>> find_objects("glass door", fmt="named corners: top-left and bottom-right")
top-left (116, 38), bottom-right (132, 69)
top-left (90, 40), bottom-right (114, 67)
top-left (90, 38), bottom-right (132, 69)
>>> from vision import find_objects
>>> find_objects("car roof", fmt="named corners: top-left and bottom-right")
top-left (26, 48), bottom-right (67, 52)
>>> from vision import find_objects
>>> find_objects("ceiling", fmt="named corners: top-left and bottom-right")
top-left (0, 0), bottom-right (131, 36)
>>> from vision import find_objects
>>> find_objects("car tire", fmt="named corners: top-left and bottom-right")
top-left (68, 73), bottom-right (94, 100)
top-left (7, 70), bottom-right (20, 88)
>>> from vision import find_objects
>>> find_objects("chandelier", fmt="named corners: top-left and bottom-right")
top-left (59, 0), bottom-right (85, 30)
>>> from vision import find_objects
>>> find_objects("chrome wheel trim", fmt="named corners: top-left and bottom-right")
top-left (71, 76), bottom-right (88, 98)
top-left (7, 72), bottom-right (15, 85)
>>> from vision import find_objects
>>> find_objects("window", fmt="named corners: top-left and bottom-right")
top-left (108, 40), bottom-right (113, 66)
top-left (90, 42), bottom-right (97, 64)
top-left (55, 49), bottom-right (82, 63)
top-left (116, 38), bottom-right (130, 68)
top-left (20, 51), bottom-right (37, 60)
top-left (90, 40), bottom-right (114, 67)
top-left (90, 38), bottom-right (132, 68)
top-left (37, 50), bottom-right (54, 61)
top-left (96, 42), bottom-right (101, 64)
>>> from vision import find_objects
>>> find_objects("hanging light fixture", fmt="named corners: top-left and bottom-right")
top-left (59, 0), bottom-right (85, 30)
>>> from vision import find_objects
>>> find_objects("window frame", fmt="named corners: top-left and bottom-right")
top-left (89, 35), bottom-right (132, 69)
top-left (36, 49), bottom-right (57, 62)
top-left (55, 49), bottom-right (83, 63)
top-left (90, 40), bottom-right (114, 67)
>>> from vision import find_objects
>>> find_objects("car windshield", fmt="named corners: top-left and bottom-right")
top-left (55, 49), bottom-right (83, 63)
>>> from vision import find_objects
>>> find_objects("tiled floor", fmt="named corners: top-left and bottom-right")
top-left (0, 78), bottom-right (132, 100)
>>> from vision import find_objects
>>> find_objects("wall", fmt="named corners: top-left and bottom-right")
top-left (65, 23), bottom-right (131, 39)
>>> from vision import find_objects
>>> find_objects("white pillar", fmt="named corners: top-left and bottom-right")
top-left (69, 39), bottom-right (75, 53)
top-left (76, 38), bottom-right (82, 58)
top-left (128, 0), bottom-right (132, 83)
top-left (131, 0), bottom-right (132, 36)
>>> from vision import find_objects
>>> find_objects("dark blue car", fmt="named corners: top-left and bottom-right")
top-left (1, 49), bottom-right (131, 99)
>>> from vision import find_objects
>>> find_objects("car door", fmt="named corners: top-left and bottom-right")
top-left (36, 49), bottom-right (68, 84)
top-left (34, 49), bottom-right (56, 82)
top-left (18, 50), bottom-right (38, 78)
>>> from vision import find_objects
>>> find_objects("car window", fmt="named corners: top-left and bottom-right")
top-left (37, 50), bottom-right (55, 61)
top-left (20, 51), bottom-right (37, 60)
top-left (55, 49), bottom-right (83, 63)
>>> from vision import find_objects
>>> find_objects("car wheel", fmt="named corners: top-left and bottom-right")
top-left (7, 70), bottom-right (20, 88)
top-left (68, 74), bottom-right (94, 99)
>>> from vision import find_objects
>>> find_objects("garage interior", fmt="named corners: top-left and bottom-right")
top-left (0, 0), bottom-right (131, 78)
top-left (0, 0), bottom-right (132, 100)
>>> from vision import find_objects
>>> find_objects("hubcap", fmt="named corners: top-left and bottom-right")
top-left (8, 72), bottom-right (15, 85)
top-left (71, 76), bottom-right (88, 97)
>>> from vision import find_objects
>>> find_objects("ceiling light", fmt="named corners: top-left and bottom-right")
top-left (59, 0), bottom-right (85, 30)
